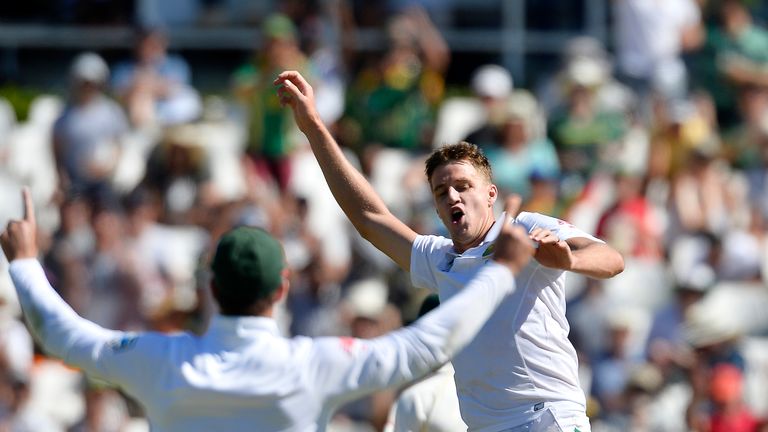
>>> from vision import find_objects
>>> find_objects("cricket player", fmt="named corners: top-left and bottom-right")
top-left (1, 188), bottom-right (534, 431)
top-left (276, 70), bottom-right (625, 432)
top-left (384, 294), bottom-right (468, 431)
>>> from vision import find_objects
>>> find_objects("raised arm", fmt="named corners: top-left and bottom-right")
top-left (314, 197), bottom-right (535, 405)
top-left (275, 70), bottom-right (417, 271)
top-left (1, 189), bottom-right (124, 375)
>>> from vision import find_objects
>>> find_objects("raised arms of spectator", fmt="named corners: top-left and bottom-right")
top-left (276, 70), bottom-right (417, 271)
top-left (401, 6), bottom-right (450, 74)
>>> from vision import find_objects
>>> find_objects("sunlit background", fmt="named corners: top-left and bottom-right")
top-left (0, 1), bottom-right (767, 431)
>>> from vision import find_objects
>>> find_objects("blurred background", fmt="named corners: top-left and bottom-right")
top-left (1, 0), bottom-right (768, 431)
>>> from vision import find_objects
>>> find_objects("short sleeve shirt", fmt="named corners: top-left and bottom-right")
top-left (410, 211), bottom-right (601, 431)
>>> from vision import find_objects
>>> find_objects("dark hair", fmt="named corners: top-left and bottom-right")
top-left (214, 286), bottom-right (275, 316)
top-left (424, 142), bottom-right (493, 184)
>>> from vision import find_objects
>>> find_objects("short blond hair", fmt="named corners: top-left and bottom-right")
top-left (424, 142), bottom-right (493, 184)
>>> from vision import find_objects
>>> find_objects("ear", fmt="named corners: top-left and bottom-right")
top-left (210, 280), bottom-right (220, 304)
top-left (210, 278), bottom-right (221, 309)
top-left (271, 268), bottom-right (291, 303)
top-left (488, 183), bottom-right (498, 207)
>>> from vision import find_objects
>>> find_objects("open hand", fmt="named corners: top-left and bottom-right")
top-left (493, 195), bottom-right (535, 274)
top-left (0, 188), bottom-right (38, 261)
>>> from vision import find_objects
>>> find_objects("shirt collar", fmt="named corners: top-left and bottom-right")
top-left (206, 315), bottom-right (281, 343)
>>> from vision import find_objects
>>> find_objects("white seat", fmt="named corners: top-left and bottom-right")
top-left (431, 97), bottom-right (486, 148)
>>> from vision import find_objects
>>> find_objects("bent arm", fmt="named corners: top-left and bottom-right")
top-left (518, 211), bottom-right (624, 279)
top-left (566, 237), bottom-right (625, 279)
top-left (277, 71), bottom-right (417, 271)
top-left (318, 262), bottom-right (514, 404)
top-left (9, 259), bottom-right (123, 375)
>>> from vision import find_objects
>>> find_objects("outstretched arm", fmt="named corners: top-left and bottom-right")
top-left (314, 197), bottom-right (535, 404)
top-left (275, 70), bottom-right (417, 271)
top-left (1, 189), bottom-right (125, 377)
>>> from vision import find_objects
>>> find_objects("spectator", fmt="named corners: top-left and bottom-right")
top-left (140, 124), bottom-right (217, 226)
top-left (53, 52), bottom-right (129, 198)
top-left (646, 265), bottom-right (714, 386)
top-left (81, 199), bottom-right (144, 331)
top-left (684, 299), bottom-right (748, 430)
top-left (591, 308), bottom-right (648, 420)
top-left (548, 56), bottom-right (628, 194)
top-left (612, 0), bottom-right (703, 100)
top-left (112, 27), bottom-right (201, 129)
top-left (483, 90), bottom-right (560, 201)
top-left (692, 0), bottom-right (768, 128)
top-left (232, 13), bottom-right (310, 192)
top-left (341, 6), bottom-right (449, 153)
top-left (722, 86), bottom-right (768, 170)
top-left (706, 364), bottom-right (762, 432)
top-left (0, 373), bottom-right (60, 431)
top-left (464, 64), bottom-right (514, 148)
top-left (595, 171), bottom-right (665, 261)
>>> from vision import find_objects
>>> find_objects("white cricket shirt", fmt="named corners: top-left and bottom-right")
top-left (9, 258), bottom-right (515, 432)
top-left (384, 363), bottom-right (467, 432)
top-left (410, 212), bottom-right (601, 431)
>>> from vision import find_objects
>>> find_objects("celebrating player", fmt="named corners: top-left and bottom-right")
top-left (277, 70), bottom-right (625, 431)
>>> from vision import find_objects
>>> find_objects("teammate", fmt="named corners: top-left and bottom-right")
top-left (276, 70), bottom-right (625, 431)
top-left (1, 188), bottom-right (534, 431)
top-left (384, 294), bottom-right (468, 431)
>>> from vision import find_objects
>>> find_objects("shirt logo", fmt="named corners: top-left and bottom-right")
top-left (108, 334), bottom-right (138, 353)
top-left (557, 219), bottom-right (574, 228)
top-left (482, 243), bottom-right (496, 258)
top-left (339, 337), bottom-right (357, 355)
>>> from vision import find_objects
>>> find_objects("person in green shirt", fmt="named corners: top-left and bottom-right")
top-left (232, 13), bottom-right (311, 191)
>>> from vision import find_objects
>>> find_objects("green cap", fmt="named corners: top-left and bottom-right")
top-left (263, 13), bottom-right (297, 40)
top-left (211, 227), bottom-right (285, 303)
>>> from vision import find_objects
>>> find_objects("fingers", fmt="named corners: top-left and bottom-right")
top-left (278, 78), bottom-right (301, 98)
top-left (277, 86), bottom-right (294, 107)
top-left (502, 195), bottom-right (522, 224)
top-left (274, 70), bottom-right (311, 96)
top-left (22, 187), bottom-right (35, 226)
top-left (529, 228), bottom-right (561, 244)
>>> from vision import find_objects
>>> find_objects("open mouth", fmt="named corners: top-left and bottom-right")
top-left (451, 209), bottom-right (465, 224)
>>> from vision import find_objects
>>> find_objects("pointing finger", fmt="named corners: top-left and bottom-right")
top-left (22, 187), bottom-right (35, 226)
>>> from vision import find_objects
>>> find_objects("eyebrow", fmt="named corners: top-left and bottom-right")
top-left (431, 177), bottom-right (471, 193)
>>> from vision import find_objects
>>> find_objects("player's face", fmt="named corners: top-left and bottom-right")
top-left (430, 161), bottom-right (497, 253)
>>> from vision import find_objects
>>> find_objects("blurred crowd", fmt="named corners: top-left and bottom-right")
top-left (2, 0), bottom-right (768, 431)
